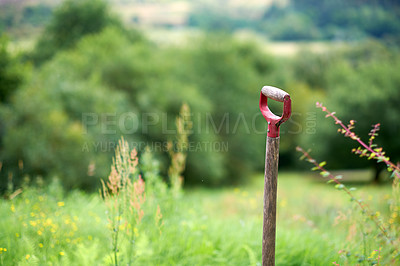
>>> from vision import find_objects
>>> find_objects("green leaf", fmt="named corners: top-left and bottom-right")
top-left (390, 171), bottom-right (398, 179)
top-left (349, 187), bottom-right (357, 191)
top-left (335, 175), bottom-right (343, 180)
top-left (319, 161), bottom-right (327, 167)
top-left (335, 184), bottom-right (344, 190)
top-left (311, 166), bottom-right (319, 171)
top-left (320, 171), bottom-right (330, 177)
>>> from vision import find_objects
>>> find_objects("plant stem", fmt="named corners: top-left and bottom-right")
top-left (316, 103), bottom-right (400, 176)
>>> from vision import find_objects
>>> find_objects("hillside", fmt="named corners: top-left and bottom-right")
top-left (2, 0), bottom-right (399, 42)
top-left (0, 0), bottom-right (283, 38)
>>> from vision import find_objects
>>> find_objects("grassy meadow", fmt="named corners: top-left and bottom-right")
top-left (0, 171), bottom-right (396, 265)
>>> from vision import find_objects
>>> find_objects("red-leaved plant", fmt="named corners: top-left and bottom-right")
top-left (101, 138), bottom-right (146, 265)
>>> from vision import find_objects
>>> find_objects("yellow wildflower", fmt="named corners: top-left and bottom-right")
top-left (15, 233), bottom-right (20, 238)
top-left (59, 252), bottom-right (65, 256)
top-left (10, 204), bottom-right (15, 213)
top-left (26, 254), bottom-right (30, 260)
top-left (72, 223), bottom-right (78, 232)
top-left (57, 202), bottom-right (65, 207)
top-left (45, 218), bottom-right (53, 226)
top-left (39, 243), bottom-right (43, 248)
top-left (37, 230), bottom-right (42, 236)
top-left (134, 227), bottom-right (139, 237)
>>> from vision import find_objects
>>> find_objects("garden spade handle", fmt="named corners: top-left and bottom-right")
top-left (259, 86), bottom-right (291, 266)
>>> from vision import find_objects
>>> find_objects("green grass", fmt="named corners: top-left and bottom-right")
top-left (0, 172), bottom-right (396, 265)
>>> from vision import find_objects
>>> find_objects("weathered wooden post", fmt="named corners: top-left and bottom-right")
top-left (259, 86), bottom-right (292, 266)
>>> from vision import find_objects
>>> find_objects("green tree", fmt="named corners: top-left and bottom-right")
top-left (1, 28), bottom-right (141, 191)
top-left (29, 0), bottom-right (140, 65)
top-left (299, 42), bottom-right (400, 182)
top-left (176, 35), bottom-right (281, 183)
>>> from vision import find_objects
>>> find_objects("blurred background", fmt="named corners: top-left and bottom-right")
top-left (1, 0), bottom-right (400, 191)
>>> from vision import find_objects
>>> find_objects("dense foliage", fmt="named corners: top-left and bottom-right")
top-left (1, 0), bottom-right (400, 190)
top-left (0, 36), bottom-right (26, 103)
top-left (0, 0), bottom-right (279, 190)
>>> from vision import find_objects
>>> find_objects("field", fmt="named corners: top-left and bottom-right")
top-left (0, 171), bottom-right (394, 265)
top-left (1, 0), bottom-right (400, 265)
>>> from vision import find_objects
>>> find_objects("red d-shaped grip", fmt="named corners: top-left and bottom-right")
top-left (259, 86), bottom-right (291, 138)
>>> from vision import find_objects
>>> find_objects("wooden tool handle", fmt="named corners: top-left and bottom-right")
top-left (261, 86), bottom-right (289, 102)
top-left (262, 136), bottom-right (280, 266)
